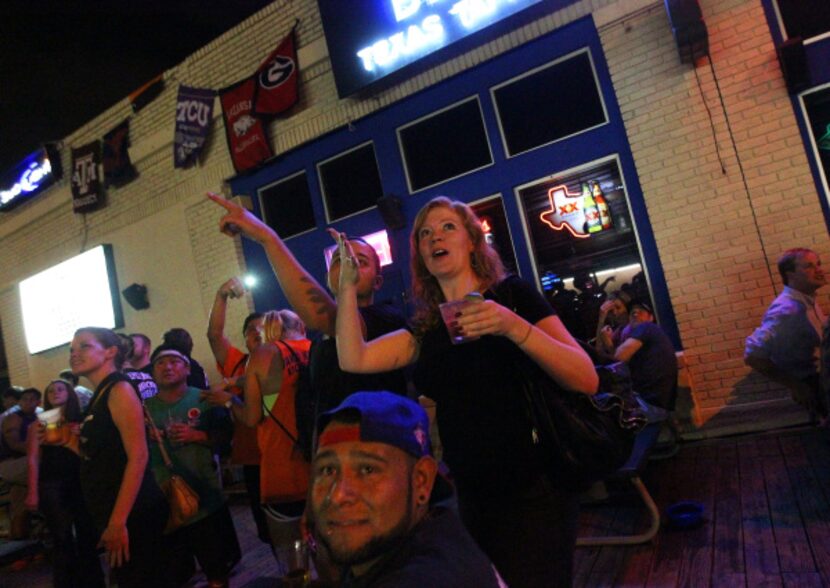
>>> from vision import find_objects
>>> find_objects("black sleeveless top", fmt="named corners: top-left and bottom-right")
top-left (40, 444), bottom-right (80, 484)
top-left (79, 372), bottom-right (164, 531)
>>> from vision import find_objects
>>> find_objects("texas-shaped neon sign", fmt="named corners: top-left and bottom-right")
top-left (539, 184), bottom-right (590, 239)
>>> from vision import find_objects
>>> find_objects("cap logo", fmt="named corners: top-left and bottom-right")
top-left (413, 424), bottom-right (428, 454)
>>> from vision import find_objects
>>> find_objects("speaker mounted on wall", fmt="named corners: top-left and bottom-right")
top-left (776, 37), bottom-right (811, 95)
top-left (664, 0), bottom-right (709, 64)
top-left (122, 283), bottom-right (149, 310)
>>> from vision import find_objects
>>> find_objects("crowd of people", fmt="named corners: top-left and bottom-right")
top-left (4, 193), bottom-right (819, 587)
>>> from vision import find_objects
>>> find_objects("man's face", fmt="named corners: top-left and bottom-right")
top-left (787, 251), bottom-right (826, 294)
top-left (244, 317), bottom-right (265, 353)
top-left (327, 240), bottom-right (381, 303)
top-left (131, 336), bottom-right (148, 361)
top-left (2, 395), bottom-right (17, 411)
top-left (629, 306), bottom-right (654, 327)
top-left (310, 435), bottom-right (417, 570)
top-left (607, 299), bottom-right (628, 326)
top-left (18, 392), bottom-right (39, 416)
top-left (152, 356), bottom-right (190, 388)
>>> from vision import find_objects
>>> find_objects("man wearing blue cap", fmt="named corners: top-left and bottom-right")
top-left (308, 392), bottom-right (506, 587)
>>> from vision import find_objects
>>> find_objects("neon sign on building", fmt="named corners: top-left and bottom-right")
top-left (0, 145), bottom-right (62, 212)
top-left (319, 0), bottom-right (558, 97)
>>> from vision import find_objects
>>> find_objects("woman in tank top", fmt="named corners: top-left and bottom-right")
top-left (70, 327), bottom-right (169, 587)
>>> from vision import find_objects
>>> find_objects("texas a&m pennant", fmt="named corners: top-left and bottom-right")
top-left (253, 25), bottom-right (299, 117)
top-left (71, 141), bottom-right (104, 213)
top-left (219, 77), bottom-right (273, 173)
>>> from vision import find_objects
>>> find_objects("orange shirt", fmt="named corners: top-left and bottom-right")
top-left (258, 339), bottom-right (311, 504)
top-left (218, 346), bottom-right (261, 466)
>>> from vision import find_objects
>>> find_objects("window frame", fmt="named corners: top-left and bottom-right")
top-left (395, 95), bottom-right (494, 194)
top-left (490, 47), bottom-right (609, 159)
top-left (316, 140), bottom-right (384, 223)
top-left (256, 169), bottom-right (318, 241)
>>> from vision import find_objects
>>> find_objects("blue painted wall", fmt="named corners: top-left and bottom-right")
top-left (231, 16), bottom-right (681, 346)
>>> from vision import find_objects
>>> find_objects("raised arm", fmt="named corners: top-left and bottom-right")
top-left (332, 231), bottom-right (418, 373)
top-left (208, 193), bottom-right (338, 335)
top-left (207, 278), bottom-right (243, 367)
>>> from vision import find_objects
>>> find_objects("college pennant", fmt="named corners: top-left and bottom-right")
top-left (71, 141), bottom-right (104, 213)
top-left (174, 85), bottom-right (215, 168)
top-left (253, 25), bottom-right (299, 117)
top-left (129, 74), bottom-right (165, 113)
top-left (102, 118), bottom-right (137, 187)
top-left (219, 77), bottom-right (273, 173)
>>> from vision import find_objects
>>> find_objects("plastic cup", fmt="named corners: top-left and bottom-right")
top-left (39, 408), bottom-right (63, 444)
top-left (439, 293), bottom-right (484, 344)
top-left (281, 540), bottom-right (310, 587)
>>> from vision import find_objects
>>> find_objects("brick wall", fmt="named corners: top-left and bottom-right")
top-left (598, 0), bottom-right (827, 435)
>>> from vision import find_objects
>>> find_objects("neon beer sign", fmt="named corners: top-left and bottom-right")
top-left (539, 184), bottom-right (591, 239)
top-left (0, 145), bottom-right (62, 211)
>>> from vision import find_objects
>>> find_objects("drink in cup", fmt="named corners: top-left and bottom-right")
top-left (282, 540), bottom-right (310, 587)
top-left (439, 292), bottom-right (484, 344)
top-left (39, 407), bottom-right (64, 444)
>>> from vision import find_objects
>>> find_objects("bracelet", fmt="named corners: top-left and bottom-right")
top-left (516, 323), bottom-right (533, 346)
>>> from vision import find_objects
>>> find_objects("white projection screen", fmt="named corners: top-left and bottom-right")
top-left (20, 244), bottom-right (125, 354)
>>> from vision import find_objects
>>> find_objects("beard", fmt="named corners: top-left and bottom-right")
top-left (315, 483), bottom-right (414, 570)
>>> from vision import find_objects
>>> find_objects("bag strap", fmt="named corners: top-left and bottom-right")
top-left (143, 406), bottom-right (174, 469)
top-left (84, 372), bottom-right (127, 418)
top-left (262, 342), bottom-right (300, 446)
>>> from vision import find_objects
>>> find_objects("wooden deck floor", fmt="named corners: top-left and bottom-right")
top-left (574, 426), bottom-right (830, 588)
top-left (3, 426), bottom-right (829, 587)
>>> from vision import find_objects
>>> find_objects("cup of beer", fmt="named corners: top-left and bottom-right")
top-left (38, 408), bottom-right (64, 444)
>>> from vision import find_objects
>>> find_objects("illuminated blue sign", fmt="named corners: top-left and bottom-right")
top-left (320, 0), bottom-right (556, 97)
top-left (0, 145), bottom-right (62, 211)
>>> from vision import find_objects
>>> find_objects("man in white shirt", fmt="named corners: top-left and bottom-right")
top-left (745, 248), bottom-right (827, 419)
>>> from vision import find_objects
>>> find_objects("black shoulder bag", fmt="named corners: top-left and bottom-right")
top-left (495, 282), bottom-right (647, 490)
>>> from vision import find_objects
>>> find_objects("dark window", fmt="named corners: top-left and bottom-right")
top-left (398, 98), bottom-right (492, 192)
top-left (319, 143), bottom-right (383, 221)
top-left (258, 172), bottom-right (316, 239)
top-left (492, 50), bottom-right (606, 157)
top-left (471, 196), bottom-right (519, 276)
top-left (804, 88), bottom-right (830, 197)
top-left (775, 0), bottom-right (830, 41)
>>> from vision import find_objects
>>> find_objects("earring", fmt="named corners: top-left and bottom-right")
top-left (418, 495), bottom-right (427, 504)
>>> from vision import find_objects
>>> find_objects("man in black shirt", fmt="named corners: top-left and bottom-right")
top-left (309, 392), bottom-right (505, 588)
top-left (207, 193), bottom-right (407, 409)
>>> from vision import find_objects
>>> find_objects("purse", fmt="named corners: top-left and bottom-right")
top-left (493, 279), bottom-right (647, 490)
top-left (517, 360), bottom-right (648, 490)
top-left (143, 407), bottom-right (200, 531)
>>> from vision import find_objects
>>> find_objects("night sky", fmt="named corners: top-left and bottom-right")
top-left (0, 0), bottom-right (273, 173)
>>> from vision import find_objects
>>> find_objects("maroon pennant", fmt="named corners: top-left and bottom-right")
top-left (253, 26), bottom-right (299, 117)
top-left (219, 77), bottom-right (273, 173)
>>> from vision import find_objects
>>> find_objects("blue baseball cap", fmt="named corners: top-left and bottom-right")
top-left (318, 391), bottom-right (433, 458)
top-left (317, 391), bottom-right (453, 502)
